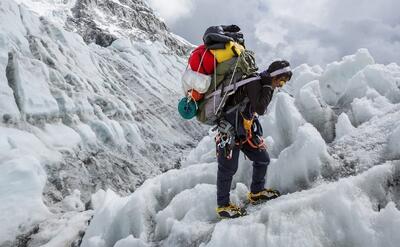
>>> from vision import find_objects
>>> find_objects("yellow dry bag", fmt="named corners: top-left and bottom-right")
top-left (210, 41), bottom-right (245, 63)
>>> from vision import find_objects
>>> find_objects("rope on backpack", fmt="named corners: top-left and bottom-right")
top-left (215, 55), bottom-right (241, 115)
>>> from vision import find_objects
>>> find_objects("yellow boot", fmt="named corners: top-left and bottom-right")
top-left (216, 203), bottom-right (247, 219)
top-left (248, 188), bottom-right (280, 205)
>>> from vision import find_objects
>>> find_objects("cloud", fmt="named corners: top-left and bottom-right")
top-left (146, 0), bottom-right (400, 68)
top-left (146, 0), bottom-right (194, 24)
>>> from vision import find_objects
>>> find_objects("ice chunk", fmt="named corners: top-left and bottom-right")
top-left (62, 190), bottom-right (85, 212)
top-left (82, 189), bottom-right (129, 247)
top-left (287, 64), bottom-right (322, 97)
top-left (261, 92), bottom-right (306, 157)
top-left (120, 122), bottom-right (145, 147)
top-left (335, 112), bottom-right (356, 140)
top-left (350, 89), bottom-right (393, 126)
top-left (0, 156), bottom-right (51, 243)
top-left (363, 64), bottom-right (400, 103)
top-left (31, 123), bottom-right (82, 151)
top-left (0, 126), bottom-right (61, 162)
top-left (114, 235), bottom-right (149, 247)
top-left (30, 211), bottom-right (93, 247)
top-left (90, 120), bottom-right (121, 146)
top-left (387, 125), bottom-right (400, 159)
top-left (183, 135), bottom-right (215, 167)
top-left (338, 63), bottom-right (400, 108)
top-left (82, 163), bottom-right (217, 247)
top-left (266, 123), bottom-right (334, 193)
top-left (110, 38), bottom-right (133, 52)
top-left (7, 52), bottom-right (59, 117)
top-left (0, 35), bottom-right (20, 121)
top-left (0, 0), bottom-right (31, 54)
top-left (372, 202), bottom-right (400, 247)
top-left (320, 49), bottom-right (375, 105)
top-left (75, 122), bottom-right (98, 146)
top-left (206, 163), bottom-right (400, 247)
top-left (155, 184), bottom-right (215, 240)
top-left (295, 80), bottom-right (337, 142)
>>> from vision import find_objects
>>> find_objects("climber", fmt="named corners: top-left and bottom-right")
top-left (215, 60), bottom-right (292, 219)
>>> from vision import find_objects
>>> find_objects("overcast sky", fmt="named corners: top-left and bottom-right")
top-left (146, 0), bottom-right (399, 69)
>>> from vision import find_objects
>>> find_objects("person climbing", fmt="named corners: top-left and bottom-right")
top-left (215, 60), bottom-right (292, 219)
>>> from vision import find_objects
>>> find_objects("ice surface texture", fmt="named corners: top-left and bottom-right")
top-left (1, 0), bottom-right (400, 246)
top-left (0, 0), bottom-right (203, 245)
top-left (82, 49), bottom-right (400, 246)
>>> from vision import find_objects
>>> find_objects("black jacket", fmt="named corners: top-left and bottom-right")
top-left (223, 73), bottom-right (274, 139)
top-left (225, 73), bottom-right (274, 116)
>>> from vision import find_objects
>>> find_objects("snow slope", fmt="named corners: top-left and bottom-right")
top-left (0, 0), bottom-right (204, 245)
top-left (81, 49), bottom-right (400, 247)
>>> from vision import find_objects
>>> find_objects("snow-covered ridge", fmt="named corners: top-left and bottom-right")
top-left (14, 0), bottom-right (192, 53)
top-left (81, 49), bottom-right (400, 247)
top-left (0, 0), bottom-right (204, 245)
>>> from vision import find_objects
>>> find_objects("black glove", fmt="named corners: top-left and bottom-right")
top-left (224, 32), bottom-right (245, 45)
top-left (259, 70), bottom-right (273, 86)
top-left (252, 117), bottom-right (263, 137)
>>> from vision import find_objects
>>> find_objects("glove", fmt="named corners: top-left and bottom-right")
top-left (259, 70), bottom-right (273, 88)
top-left (224, 32), bottom-right (245, 46)
top-left (252, 117), bottom-right (263, 137)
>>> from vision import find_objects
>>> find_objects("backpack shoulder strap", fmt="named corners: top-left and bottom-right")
top-left (224, 97), bottom-right (250, 115)
top-left (205, 76), bottom-right (261, 100)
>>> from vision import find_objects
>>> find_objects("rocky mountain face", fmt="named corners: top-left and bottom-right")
top-left (0, 0), bottom-right (204, 245)
top-left (66, 0), bottom-right (190, 55)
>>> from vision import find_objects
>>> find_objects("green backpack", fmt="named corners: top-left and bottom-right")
top-left (196, 50), bottom-right (258, 125)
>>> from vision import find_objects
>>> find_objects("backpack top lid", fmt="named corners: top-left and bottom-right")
top-left (203, 25), bottom-right (245, 49)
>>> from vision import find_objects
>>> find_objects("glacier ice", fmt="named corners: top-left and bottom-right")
top-left (0, 0), bottom-right (204, 244)
top-left (1, 0), bottom-right (400, 246)
top-left (335, 112), bottom-right (356, 140)
top-left (78, 48), bottom-right (400, 247)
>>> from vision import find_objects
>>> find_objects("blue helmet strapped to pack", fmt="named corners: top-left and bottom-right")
top-left (178, 97), bottom-right (198, 119)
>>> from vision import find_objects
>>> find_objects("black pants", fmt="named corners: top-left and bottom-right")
top-left (217, 143), bottom-right (270, 207)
